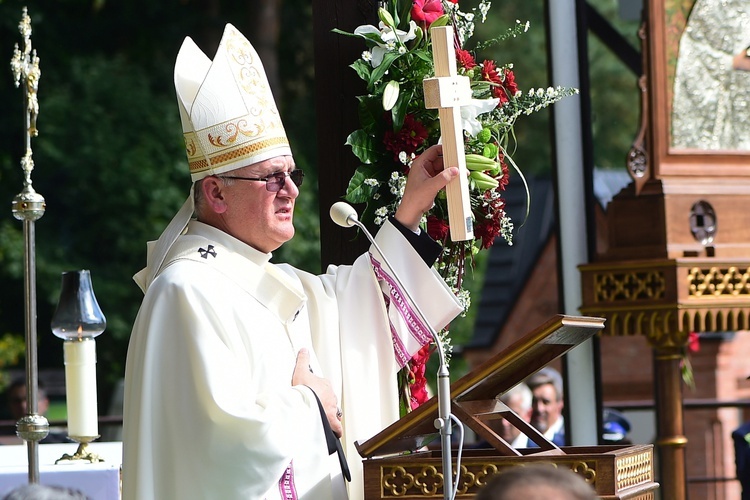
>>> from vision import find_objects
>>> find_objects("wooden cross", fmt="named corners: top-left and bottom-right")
top-left (422, 25), bottom-right (474, 242)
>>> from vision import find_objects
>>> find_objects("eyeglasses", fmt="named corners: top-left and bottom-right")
top-left (220, 170), bottom-right (304, 192)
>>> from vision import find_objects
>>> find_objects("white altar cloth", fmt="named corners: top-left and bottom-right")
top-left (0, 441), bottom-right (121, 499)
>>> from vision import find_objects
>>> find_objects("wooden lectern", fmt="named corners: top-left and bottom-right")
top-left (356, 315), bottom-right (659, 499)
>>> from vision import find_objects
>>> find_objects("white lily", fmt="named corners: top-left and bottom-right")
top-left (353, 21), bottom-right (418, 67)
top-left (461, 97), bottom-right (500, 136)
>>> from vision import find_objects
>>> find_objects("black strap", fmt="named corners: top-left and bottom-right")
top-left (312, 392), bottom-right (351, 482)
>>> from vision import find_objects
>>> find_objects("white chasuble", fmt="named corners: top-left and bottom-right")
top-left (122, 220), bottom-right (462, 500)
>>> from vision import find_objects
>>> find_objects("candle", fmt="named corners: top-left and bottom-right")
top-left (63, 338), bottom-right (99, 438)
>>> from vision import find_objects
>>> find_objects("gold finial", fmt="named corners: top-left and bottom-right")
top-left (10, 7), bottom-right (45, 222)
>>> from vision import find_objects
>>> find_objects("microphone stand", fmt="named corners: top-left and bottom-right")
top-left (331, 203), bottom-right (455, 500)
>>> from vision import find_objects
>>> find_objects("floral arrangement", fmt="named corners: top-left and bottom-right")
top-left (681, 331), bottom-right (700, 390)
top-left (336, 0), bottom-right (577, 415)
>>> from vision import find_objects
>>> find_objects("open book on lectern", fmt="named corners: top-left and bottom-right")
top-left (355, 314), bottom-right (605, 459)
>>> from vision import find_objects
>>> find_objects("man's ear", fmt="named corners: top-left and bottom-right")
top-left (201, 176), bottom-right (229, 214)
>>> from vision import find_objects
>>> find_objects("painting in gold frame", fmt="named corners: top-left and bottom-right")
top-left (647, 0), bottom-right (750, 177)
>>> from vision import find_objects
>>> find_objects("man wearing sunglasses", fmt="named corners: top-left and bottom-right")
top-left (123, 24), bottom-right (463, 500)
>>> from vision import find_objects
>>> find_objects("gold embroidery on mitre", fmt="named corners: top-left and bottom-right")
top-left (207, 119), bottom-right (265, 147)
top-left (189, 136), bottom-right (290, 174)
top-left (185, 136), bottom-right (197, 158)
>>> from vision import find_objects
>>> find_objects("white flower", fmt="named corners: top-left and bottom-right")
top-left (361, 51), bottom-right (372, 63)
top-left (375, 206), bottom-right (388, 217)
top-left (398, 151), bottom-right (409, 164)
top-left (374, 216), bottom-right (384, 226)
top-left (353, 21), bottom-right (417, 67)
top-left (478, 0), bottom-right (491, 22)
top-left (364, 178), bottom-right (379, 187)
top-left (461, 98), bottom-right (500, 136)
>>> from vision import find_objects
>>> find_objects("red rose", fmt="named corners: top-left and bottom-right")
top-left (482, 60), bottom-right (518, 104)
top-left (503, 69), bottom-right (519, 99)
top-left (474, 219), bottom-right (501, 249)
top-left (456, 49), bottom-right (477, 70)
top-left (408, 345), bottom-right (432, 409)
top-left (411, 0), bottom-right (444, 25)
top-left (383, 113), bottom-right (429, 161)
top-left (687, 332), bottom-right (700, 353)
top-left (426, 215), bottom-right (450, 242)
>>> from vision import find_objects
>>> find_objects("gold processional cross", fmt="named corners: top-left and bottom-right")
top-left (10, 6), bottom-right (45, 217)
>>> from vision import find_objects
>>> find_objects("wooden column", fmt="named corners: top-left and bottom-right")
top-left (654, 346), bottom-right (688, 500)
top-left (311, 0), bottom-right (376, 269)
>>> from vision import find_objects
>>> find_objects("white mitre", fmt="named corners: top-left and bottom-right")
top-left (176, 23), bottom-right (292, 180)
top-left (134, 24), bottom-right (291, 292)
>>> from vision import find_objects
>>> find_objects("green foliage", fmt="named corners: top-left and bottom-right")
top-left (0, 0), bottom-right (644, 403)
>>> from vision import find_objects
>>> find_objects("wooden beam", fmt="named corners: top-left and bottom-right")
top-left (312, 0), bottom-right (377, 269)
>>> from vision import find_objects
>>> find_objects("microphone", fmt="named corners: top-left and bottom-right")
top-left (329, 201), bottom-right (358, 228)
top-left (329, 201), bottom-right (461, 500)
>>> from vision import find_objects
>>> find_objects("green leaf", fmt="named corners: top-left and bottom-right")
top-left (414, 49), bottom-right (434, 64)
top-left (345, 164), bottom-right (386, 204)
top-left (357, 95), bottom-right (384, 136)
top-left (369, 52), bottom-right (401, 90)
top-left (333, 27), bottom-right (384, 45)
top-left (351, 60), bottom-right (372, 83)
top-left (429, 15), bottom-right (451, 28)
top-left (345, 130), bottom-right (382, 164)
top-left (391, 87), bottom-right (412, 130)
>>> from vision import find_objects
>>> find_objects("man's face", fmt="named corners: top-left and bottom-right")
top-left (7, 385), bottom-right (48, 420)
top-left (531, 383), bottom-right (563, 433)
top-left (218, 156), bottom-right (299, 253)
top-left (499, 394), bottom-right (532, 442)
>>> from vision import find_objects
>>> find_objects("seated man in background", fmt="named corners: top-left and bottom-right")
top-left (497, 383), bottom-right (533, 448)
top-left (526, 366), bottom-right (566, 447)
top-left (3, 378), bottom-right (68, 444)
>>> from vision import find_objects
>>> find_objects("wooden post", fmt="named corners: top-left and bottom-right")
top-left (654, 346), bottom-right (688, 500)
top-left (423, 25), bottom-right (474, 242)
top-left (312, 0), bottom-right (376, 269)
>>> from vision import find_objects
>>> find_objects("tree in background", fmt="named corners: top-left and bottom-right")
top-left (0, 0), bottom-right (640, 405)
top-left (0, 0), bottom-right (319, 404)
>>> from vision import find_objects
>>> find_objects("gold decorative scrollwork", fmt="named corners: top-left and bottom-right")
top-left (616, 451), bottom-right (654, 490)
top-left (594, 271), bottom-right (666, 303)
top-left (413, 465), bottom-right (443, 496)
top-left (570, 460), bottom-right (597, 484)
top-left (688, 266), bottom-right (750, 297)
top-left (472, 464), bottom-right (500, 490)
top-left (383, 465), bottom-right (416, 497)
top-left (454, 463), bottom-right (476, 495)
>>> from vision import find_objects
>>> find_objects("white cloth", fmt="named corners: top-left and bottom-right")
top-left (122, 219), bottom-right (462, 500)
top-left (509, 431), bottom-right (527, 449)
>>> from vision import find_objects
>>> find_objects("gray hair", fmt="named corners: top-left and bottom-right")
top-left (2, 484), bottom-right (89, 500)
top-left (498, 382), bottom-right (532, 411)
top-left (526, 366), bottom-right (564, 401)
top-left (475, 464), bottom-right (597, 500)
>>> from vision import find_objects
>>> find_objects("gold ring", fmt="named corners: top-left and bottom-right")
top-left (336, 407), bottom-right (343, 419)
